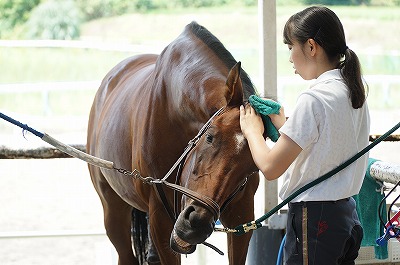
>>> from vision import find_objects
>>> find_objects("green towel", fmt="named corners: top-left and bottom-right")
top-left (248, 95), bottom-right (281, 142)
top-left (353, 158), bottom-right (388, 259)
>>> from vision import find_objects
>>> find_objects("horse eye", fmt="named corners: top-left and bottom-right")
top-left (205, 133), bottom-right (213, 144)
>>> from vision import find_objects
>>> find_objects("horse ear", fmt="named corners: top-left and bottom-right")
top-left (225, 61), bottom-right (244, 106)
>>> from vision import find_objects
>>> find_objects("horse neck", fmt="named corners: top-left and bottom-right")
top-left (165, 73), bottom-right (225, 125)
top-left (156, 55), bottom-right (227, 122)
top-left (142, 40), bottom-right (229, 178)
top-left (147, 34), bottom-right (230, 152)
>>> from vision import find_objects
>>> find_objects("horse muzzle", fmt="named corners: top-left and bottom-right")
top-left (170, 204), bottom-right (215, 254)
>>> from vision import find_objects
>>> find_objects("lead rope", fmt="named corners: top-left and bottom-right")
top-left (221, 121), bottom-right (400, 235)
top-left (0, 110), bottom-right (225, 255)
top-left (2, 112), bottom-right (399, 239)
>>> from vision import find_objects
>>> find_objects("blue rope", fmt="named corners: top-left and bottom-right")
top-left (276, 234), bottom-right (286, 265)
top-left (0, 112), bottom-right (44, 138)
top-left (376, 224), bottom-right (400, 246)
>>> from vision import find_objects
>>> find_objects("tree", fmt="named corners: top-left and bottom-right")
top-left (0, 0), bottom-right (40, 37)
top-left (26, 0), bottom-right (81, 40)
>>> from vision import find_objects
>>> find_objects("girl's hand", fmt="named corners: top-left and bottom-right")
top-left (257, 97), bottom-right (286, 130)
top-left (239, 104), bottom-right (264, 139)
top-left (269, 105), bottom-right (286, 130)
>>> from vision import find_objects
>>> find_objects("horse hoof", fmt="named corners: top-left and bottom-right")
top-left (147, 252), bottom-right (160, 264)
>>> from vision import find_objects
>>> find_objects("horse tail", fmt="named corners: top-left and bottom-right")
top-left (131, 208), bottom-right (149, 265)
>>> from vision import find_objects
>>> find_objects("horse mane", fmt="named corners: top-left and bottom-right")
top-left (187, 21), bottom-right (257, 100)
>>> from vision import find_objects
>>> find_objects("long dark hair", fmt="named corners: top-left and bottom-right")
top-left (283, 6), bottom-right (367, 109)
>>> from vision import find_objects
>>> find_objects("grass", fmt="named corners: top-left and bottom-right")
top-left (0, 47), bottom-right (132, 83)
top-left (0, 5), bottom-right (399, 115)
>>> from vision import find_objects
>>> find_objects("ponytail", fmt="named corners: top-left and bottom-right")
top-left (339, 48), bottom-right (367, 109)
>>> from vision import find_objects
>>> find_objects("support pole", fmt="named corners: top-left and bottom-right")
top-left (247, 1), bottom-right (283, 264)
top-left (259, 0), bottom-right (278, 215)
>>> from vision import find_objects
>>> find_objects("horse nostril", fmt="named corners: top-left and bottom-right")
top-left (184, 205), bottom-right (212, 229)
top-left (175, 205), bottom-right (215, 244)
top-left (184, 205), bottom-right (196, 220)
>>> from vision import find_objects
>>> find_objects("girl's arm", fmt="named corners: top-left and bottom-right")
top-left (240, 104), bottom-right (302, 180)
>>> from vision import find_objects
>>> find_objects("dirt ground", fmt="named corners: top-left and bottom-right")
top-left (0, 156), bottom-right (236, 265)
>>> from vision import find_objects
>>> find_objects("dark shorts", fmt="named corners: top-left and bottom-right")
top-left (284, 197), bottom-right (363, 265)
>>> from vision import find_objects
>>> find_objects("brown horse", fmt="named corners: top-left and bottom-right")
top-left (87, 21), bottom-right (261, 265)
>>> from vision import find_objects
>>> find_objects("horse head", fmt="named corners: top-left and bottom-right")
top-left (170, 62), bottom-right (260, 254)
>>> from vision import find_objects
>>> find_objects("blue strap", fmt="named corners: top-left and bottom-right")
top-left (0, 112), bottom-right (44, 138)
top-left (248, 95), bottom-right (281, 142)
top-left (376, 224), bottom-right (400, 246)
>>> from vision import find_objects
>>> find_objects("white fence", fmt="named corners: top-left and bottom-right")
top-left (0, 39), bottom-right (163, 53)
top-left (1, 74), bottom-right (399, 116)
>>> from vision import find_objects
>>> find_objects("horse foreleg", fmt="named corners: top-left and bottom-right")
top-left (90, 168), bottom-right (138, 265)
top-left (221, 177), bottom-right (258, 265)
top-left (148, 197), bottom-right (181, 265)
top-left (226, 232), bottom-right (253, 265)
top-left (147, 221), bottom-right (161, 264)
top-left (103, 192), bottom-right (138, 265)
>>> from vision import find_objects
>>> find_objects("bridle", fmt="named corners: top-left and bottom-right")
top-left (116, 106), bottom-right (255, 225)
top-left (147, 105), bottom-right (255, 255)
top-left (152, 107), bottom-right (226, 222)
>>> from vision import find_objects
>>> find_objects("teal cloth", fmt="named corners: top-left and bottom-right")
top-left (353, 158), bottom-right (388, 259)
top-left (248, 95), bottom-right (281, 142)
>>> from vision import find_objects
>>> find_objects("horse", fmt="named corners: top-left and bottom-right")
top-left (87, 21), bottom-right (262, 265)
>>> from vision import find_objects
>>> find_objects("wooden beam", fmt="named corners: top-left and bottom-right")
top-left (0, 144), bottom-right (86, 159)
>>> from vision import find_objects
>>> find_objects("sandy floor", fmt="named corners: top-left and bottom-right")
top-left (0, 108), bottom-right (398, 265)
top-left (0, 155), bottom-right (230, 265)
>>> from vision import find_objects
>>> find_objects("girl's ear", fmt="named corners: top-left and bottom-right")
top-left (307, 38), bottom-right (317, 56)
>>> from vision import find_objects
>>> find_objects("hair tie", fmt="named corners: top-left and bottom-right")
top-left (341, 45), bottom-right (348, 54)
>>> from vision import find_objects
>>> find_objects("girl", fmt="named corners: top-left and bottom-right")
top-left (240, 6), bottom-right (370, 265)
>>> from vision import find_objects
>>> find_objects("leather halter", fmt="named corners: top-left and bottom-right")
top-left (153, 106), bottom-right (253, 225)
top-left (117, 106), bottom-right (253, 232)
top-left (154, 107), bottom-right (226, 221)
top-left (152, 106), bottom-right (255, 255)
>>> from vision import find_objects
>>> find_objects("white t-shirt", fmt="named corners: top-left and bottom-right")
top-left (279, 69), bottom-right (370, 202)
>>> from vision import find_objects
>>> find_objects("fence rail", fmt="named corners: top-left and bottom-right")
top-left (0, 144), bottom-right (86, 159)
top-left (1, 74), bottom-right (399, 115)
top-left (0, 39), bottom-right (162, 53)
top-left (370, 160), bottom-right (400, 185)
top-left (0, 144), bottom-right (399, 242)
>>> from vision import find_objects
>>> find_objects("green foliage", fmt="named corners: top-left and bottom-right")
top-left (174, 0), bottom-right (228, 8)
top-left (75, 0), bottom-right (137, 20)
top-left (26, 0), bottom-right (81, 40)
top-left (0, 0), bottom-right (40, 37)
top-left (301, 0), bottom-right (371, 5)
top-left (370, 0), bottom-right (400, 5)
top-left (133, 0), bottom-right (158, 11)
top-left (243, 0), bottom-right (257, 6)
top-left (76, 0), bottom-right (235, 18)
